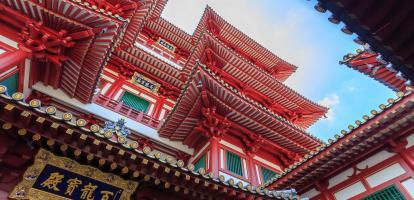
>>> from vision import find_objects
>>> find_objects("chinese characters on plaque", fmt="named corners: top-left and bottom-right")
top-left (131, 72), bottom-right (160, 93)
top-left (9, 149), bottom-right (137, 200)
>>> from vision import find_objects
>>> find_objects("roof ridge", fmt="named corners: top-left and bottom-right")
top-left (196, 62), bottom-right (324, 146)
top-left (204, 6), bottom-right (298, 70)
top-left (0, 86), bottom-right (299, 199)
top-left (205, 33), bottom-right (328, 115)
top-left (263, 89), bottom-right (413, 187)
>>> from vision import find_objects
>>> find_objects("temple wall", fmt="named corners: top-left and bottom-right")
top-left (301, 134), bottom-right (414, 200)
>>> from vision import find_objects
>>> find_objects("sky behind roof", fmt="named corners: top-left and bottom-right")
top-left (162, 0), bottom-right (395, 141)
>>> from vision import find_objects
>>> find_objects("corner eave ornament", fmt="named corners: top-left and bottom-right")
top-left (104, 119), bottom-right (131, 137)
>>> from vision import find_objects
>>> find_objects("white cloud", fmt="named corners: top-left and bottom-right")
top-left (318, 94), bottom-right (340, 122)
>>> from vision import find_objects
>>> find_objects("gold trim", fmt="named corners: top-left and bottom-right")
top-left (9, 149), bottom-right (137, 200)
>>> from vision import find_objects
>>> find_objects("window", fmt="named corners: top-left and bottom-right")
top-left (261, 166), bottom-right (278, 183)
top-left (362, 185), bottom-right (405, 200)
top-left (226, 151), bottom-right (243, 176)
top-left (121, 91), bottom-right (150, 112)
top-left (194, 154), bottom-right (206, 171)
top-left (0, 73), bottom-right (18, 94)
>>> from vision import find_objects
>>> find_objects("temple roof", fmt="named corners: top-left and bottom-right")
top-left (0, 0), bottom-right (126, 103)
top-left (193, 7), bottom-right (297, 82)
top-left (0, 85), bottom-right (300, 199)
top-left (314, 0), bottom-right (414, 82)
top-left (341, 49), bottom-right (410, 92)
top-left (265, 90), bottom-right (414, 191)
top-left (160, 63), bottom-right (323, 155)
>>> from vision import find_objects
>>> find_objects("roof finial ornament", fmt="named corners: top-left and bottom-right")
top-left (103, 118), bottom-right (131, 137)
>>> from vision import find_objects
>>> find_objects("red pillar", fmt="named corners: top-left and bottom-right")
top-left (105, 76), bottom-right (126, 99)
top-left (152, 95), bottom-right (166, 120)
top-left (400, 151), bottom-right (414, 171)
top-left (388, 139), bottom-right (414, 172)
top-left (209, 136), bottom-right (220, 178)
top-left (0, 49), bottom-right (30, 74)
top-left (315, 181), bottom-right (333, 200)
top-left (246, 152), bottom-right (259, 186)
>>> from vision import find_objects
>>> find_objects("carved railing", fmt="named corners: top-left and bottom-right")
top-left (93, 94), bottom-right (161, 129)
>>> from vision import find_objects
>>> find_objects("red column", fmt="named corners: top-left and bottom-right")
top-left (246, 152), bottom-right (259, 186)
top-left (152, 95), bottom-right (166, 120)
top-left (105, 76), bottom-right (126, 99)
top-left (400, 151), bottom-right (414, 171)
top-left (209, 136), bottom-right (220, 178)
top-left (388, 139), bottom-right (414, 171)
top-left (315, 181), bottom-right (333, 200)
top-left (0, 49), bottom-right (30, 74)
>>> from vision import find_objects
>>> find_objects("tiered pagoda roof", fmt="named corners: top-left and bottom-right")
top-left (0, 85), bottom-right (299, 199)
top-left (115, 5), bottom-right (327, 128)
top-left (0, 0), bottom-right (139, 103)
top-left (193, 7), bottom-right (297, 82)
top-left (265, 90), bottom-right (414, 192)
top-left (160, 63), bottom-right (323, 155)
top-left (341, 49), bottom-right (410, 92)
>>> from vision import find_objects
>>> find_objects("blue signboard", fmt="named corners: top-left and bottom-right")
top-left (9, 149), bottom-right (138, 200)
top-left (32, 164), bottom-right (123, 200)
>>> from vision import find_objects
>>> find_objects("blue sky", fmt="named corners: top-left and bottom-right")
top-left (162, 0), bottom-right (395, 141)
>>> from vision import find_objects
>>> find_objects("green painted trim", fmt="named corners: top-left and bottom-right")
top-left (362, 185), bottom-right (405, 200)
top-left (226, 151), bottom-right (243, 176)
top-left (121, 91), bottom-right (150, 112)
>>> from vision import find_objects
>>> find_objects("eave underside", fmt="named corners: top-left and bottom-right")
top-left (318, 0), bottom-right (414, 81)
top-left (160, 65), bottom-right (322, 155)
top-left (267, 92), bottom-right (414, 191)
top-left (343, 51), bottom-right (407, 92)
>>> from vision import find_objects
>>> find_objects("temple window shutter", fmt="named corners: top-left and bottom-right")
top-left (0, 73), bottom-right (18, 94)
top-left (226, 151), bottom-right (243, 176)
top-left (361, 185), bottom-right (405, 200)
top-left (260, 166), bottom-right (277, 183)
top-left (194, 154), bottom-right (206, 171)
top-left (121, 91), bottom-right (150, 112)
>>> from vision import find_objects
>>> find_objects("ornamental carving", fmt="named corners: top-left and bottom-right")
top-left (9, 149), bottom-right (137, 200)
top-left (20, 21), bottom-right (75, 66)
top-left (197, 107), bottom-right (231, 138)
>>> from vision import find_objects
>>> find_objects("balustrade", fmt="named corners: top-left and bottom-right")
top-left (93, 94), bottom-right (161, 129)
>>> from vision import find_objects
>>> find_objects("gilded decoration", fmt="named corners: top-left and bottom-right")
top-left (9, 149), bottom-right (138, 200)
top-left (131, 72), bottom-right (160, 93)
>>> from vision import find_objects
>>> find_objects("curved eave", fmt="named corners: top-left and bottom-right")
top-left (316, 0), bottom-right (414, 82)
top-left (342, 51), bottom-right (407, 92)
top-left (265, 91), bottom-right (414, 190)
top-left (203, 34), bottom-right (328, 128)
top-left (145, 17), bottom-right (194, 52)
top-left (160, 63), bottom-right (323, 154)
top-left (192, 6), bottom-right (297, 81)
top-left (0, 86), bottom-right (292, 200)
top-left (114, 47), bottom-right (184, 88)
top-left (2, 0), bottom-right (123, 103)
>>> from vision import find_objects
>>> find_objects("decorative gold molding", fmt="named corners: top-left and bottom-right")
top-left (9, 149), bottom-right (137, 200)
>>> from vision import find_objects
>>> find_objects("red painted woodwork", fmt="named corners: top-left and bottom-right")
top-left (105, 76), bottom-right (126, 99)
top-left (0, 48), bottom-right (29, 73)
top-left (246, 152), bottom-right (259, 186)
top-left (209, 137), bottom-right (220, 178)
top-left (93, 94), bottom-right (161, 129)
top-left (343, 51), bottom-right (408, 92)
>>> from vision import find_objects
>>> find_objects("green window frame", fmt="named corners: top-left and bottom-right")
top-left (0, 73), bottom-right (18, 94)
top-left (120, 91), bottom-right (150, 112)
top-left (362, 185), bottom-right (405, 200)
top-left (226, 151), bottom-right (243, 177)
top-left (194, 154), bottom-right (206, 171)
top-left (260, 166), bottom-right (278, 183)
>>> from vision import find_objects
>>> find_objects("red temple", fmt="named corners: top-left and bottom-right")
top-left (0, 0), bottom-right (413, 200)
